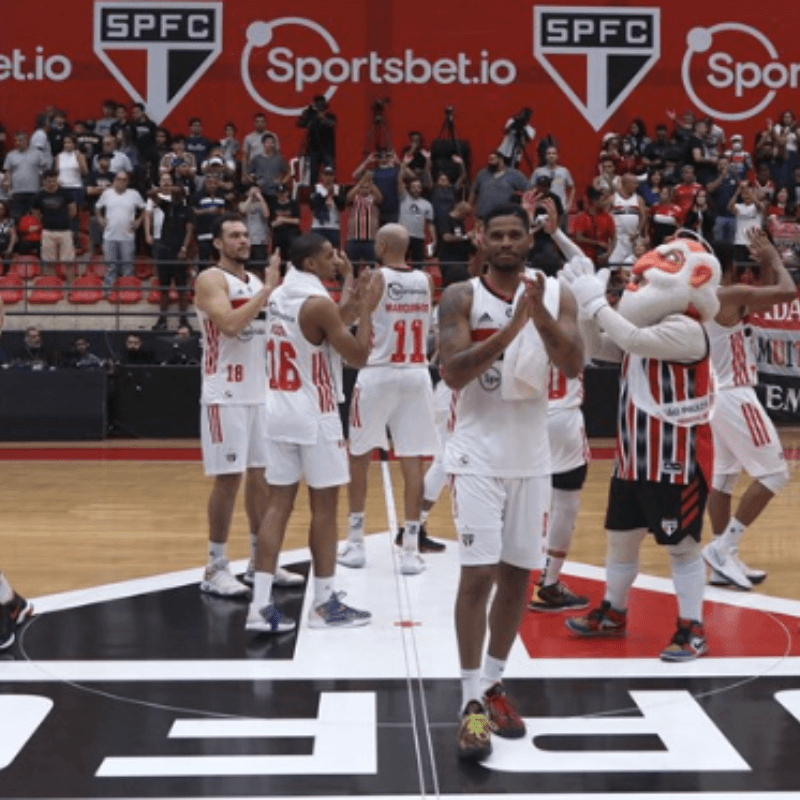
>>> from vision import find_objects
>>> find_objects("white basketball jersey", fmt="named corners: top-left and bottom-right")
top-left (367, 266), bottom-right (432, 368)
top-left (611, 192), bottom-right (640, 240)
top-left (197, 268), bottom-right (266, 405)
top-left (706, 317), bottom-right (758, 389)
top-left (265, 285), bottom-right (343, 445)
top-left (548, 367), bottom-right (583, 413)
top-left (444, 274), bottom-right (551, 478)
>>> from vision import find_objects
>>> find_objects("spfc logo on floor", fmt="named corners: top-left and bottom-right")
top-left (533, 6), bottom-right (660, 131)
top-left (93, 2), bottom-right (223, 123)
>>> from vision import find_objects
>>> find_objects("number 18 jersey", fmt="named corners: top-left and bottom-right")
top-left (197, 268), bottom-right (267, 405)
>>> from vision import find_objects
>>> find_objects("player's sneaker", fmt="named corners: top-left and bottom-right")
top-left (0, 605), bottom-right (14, 651)
top-left (457, 700), bottom-right (493, 761)
top-left (200, 558), bottom-right (250, 598)
top-left (308, 592), bottom-right (371, 628)
top-left (245, 603), bottom-right (296, 634)
top-left (482, 682), bottom-right (526, 738)
top-left (241, 563), bottom-right (304, 588)
top-left (395, 525), bottom-right (446, 553)
top-left (6, 592), bottom-right (34, 627)
top-left (708, 552), bottom-right (766, 586)
top-left (400, 551), bottom-right (426, 575)
top-left (528, 581), bottom-right (590, 612)
top-left (702, 540), bottom-right (752, 590)
top-left (337, 541), bottom-right (366, 569)
top-left (565, 600), bottom-right (627, 637)
top-left (660, 618), bottom-right (708, 662)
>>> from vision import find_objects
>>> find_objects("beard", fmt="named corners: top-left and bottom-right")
top-left (487, 162), bottom-right (500, 173)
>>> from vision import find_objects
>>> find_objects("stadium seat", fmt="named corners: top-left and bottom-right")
top-left (28, 276), bottom-right (64, 304)
top-left (147, 279), bottom-right (180, 305)
top-left (9, 255), bottom-right (40, 280)
top-left (108, 276), bottom-right (143, 304)
top-left (0, 274), bottom-right (25, 304)
top-left (322, 279), bottom-right (341, 303)
top-left (69, 274), bottom-right (104, 304)
top-left (85, 260), bottom-right (108, 278)
top-left (135, 260), bottom-right (155, 280)
top-left (426, 263), bottom-right (443, 289)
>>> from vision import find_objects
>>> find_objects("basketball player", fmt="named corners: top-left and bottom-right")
top-left (703, 232), bottom-right (796, 589)
top-left (608, 173), bottom-right (645, 268)
top-left (562, 236), bottom-right (722, 661)
top-left (246, 233), bottom-right (380, 633)
top-left (195, 214), bottom-right (300, 598)
top-left (528, 367), bottom-right (590, 611)
top-left (339, 224), bottom-right (439, 575)
top-left (438, 204), bottom-right (583, 761)
top-left (0, 572), bottom-right (33, 651)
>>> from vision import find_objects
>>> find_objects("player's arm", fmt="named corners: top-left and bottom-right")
top-left (438, 281), bottom-right (528, 390)
top-left (530, 278), bottom-right (584, 378)
top-left (194, 268), bottom-right (270, 338)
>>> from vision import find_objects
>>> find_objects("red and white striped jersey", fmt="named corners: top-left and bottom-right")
top-left (367, 266), bottom-right (432, 368)
top-left (548, 366), bottom-right (583, 413)
top-left (706, 318), bottom-right (757, 389)
top-left (196, 268), bottom-right (266, 405)
top-left (614, 349), bottom-right (715, 486)
top-left (265, 282), bottom-right (343, 445)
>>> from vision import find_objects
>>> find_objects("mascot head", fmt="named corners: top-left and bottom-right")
top-left (617, 237), bottom-right (721, 327)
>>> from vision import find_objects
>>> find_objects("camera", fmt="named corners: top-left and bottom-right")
top-left (511, 107), bottom-right (532, 131)
top-left (371, 97), bottom-right (390, 118)
top-left (444, 105), bottom-right (455, 118)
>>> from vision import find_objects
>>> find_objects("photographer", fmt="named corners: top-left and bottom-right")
top-left (497, 107), bottom-right (535, 169)
top-left (297, 95), bottom-right (336, 186)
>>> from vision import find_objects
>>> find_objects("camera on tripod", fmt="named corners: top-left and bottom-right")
top-left (510, 107), bottom-right (533, 135)
top-left (371, 97), bottom-right (390, 120)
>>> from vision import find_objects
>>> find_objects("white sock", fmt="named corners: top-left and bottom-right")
top-left (480, 654), bottom-right (506, 694)
top-left (461, 668), bottom-right (482, 713)
top-left (253, 572), bottom-right (274, 610)
top-left (208, 541), bottom-right (226, 564)
top-left (347, 513), bottom-right (365, 543)
top-left (403, 521), bottom-right (420, 553)
top-left (420, 508), bottom-right (430, 525)
top-left (605, 561), bottom-right (638, 612)
top-left (249, 532), bottom-right (258, 564)
top-left (0, 573), bottom-right (13, 604)
top-left (314, 576), bottom-right (335, 606)
top-left (671, 554), bottom-right (705, 622)
top-left (543, 488), bottom-right (581, 586)
top-left (720, 518), bottom-right (746, 551)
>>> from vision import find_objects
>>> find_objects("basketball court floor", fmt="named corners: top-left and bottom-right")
top-left (1, 439), bottom-right (800, 799)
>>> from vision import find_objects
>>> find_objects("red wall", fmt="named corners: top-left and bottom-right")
top-left (1, 1), bottom-right (795, 187)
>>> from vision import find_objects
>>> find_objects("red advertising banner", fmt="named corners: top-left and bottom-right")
top-left (0, 1), bottom-right (796, 185)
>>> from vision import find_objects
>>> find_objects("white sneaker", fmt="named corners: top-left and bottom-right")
top-left (337, 541), bottom-right (366, 569)
top-left (275, 566), bottom-right (304, 587)
top-left (242, 560), bottom-right (255, 586)
top-left (245, 602), bottom-right (296, 633)
top-left (200, 558), bottom-right (251, 598)
top-left (400, 551), bottom-right (426, 575)
top-left (702, 541), bottom-right (752, 590)
top-left (732, 550), bottom-right (767, 584)
top-left (308, 592), bottom-right (371, 628)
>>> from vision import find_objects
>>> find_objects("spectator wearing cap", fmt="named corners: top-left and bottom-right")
top-left (249, 134), bottom-right (290, 201)
top-left (190, 173), bottom-right (228, 271)
top-left (530, 145), bottom-right (574, 231)
top-left (469, 150), bottom-right (527, 220)
top-left (572, 186), bottom-right (616, 268)
top-left (269, 183), bottom-right (301, 259)
top-left (309, 166), bottom-right (345, 248)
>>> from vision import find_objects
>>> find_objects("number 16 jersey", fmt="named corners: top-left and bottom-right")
top-left (197, 268), bottom-right (267, 405)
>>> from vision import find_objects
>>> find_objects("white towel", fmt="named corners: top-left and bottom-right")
top-left (279, 266), bottom-right (344, 402)
top-left (501, 270), bottom-right (560, 400)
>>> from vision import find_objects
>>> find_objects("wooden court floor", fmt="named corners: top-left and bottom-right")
top-left (1, 431), bottom-right (799, 601)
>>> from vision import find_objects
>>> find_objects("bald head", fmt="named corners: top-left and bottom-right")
top-left (375, 223), bottom-right (410, 265)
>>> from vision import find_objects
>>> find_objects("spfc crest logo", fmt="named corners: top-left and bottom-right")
top-left (533, 6), bottom-right (660, 131)
top-left (93, 2), bottom-right (223, 124)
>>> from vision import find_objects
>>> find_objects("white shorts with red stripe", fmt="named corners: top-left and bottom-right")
top-left (200, 403), bottom-right (268, 476)
top-left (348, 366), bottom-right (439, 457)
top-left (547, 406), bottom-right (590, 475)
top-left (711, 386), bottom-right (785, 478)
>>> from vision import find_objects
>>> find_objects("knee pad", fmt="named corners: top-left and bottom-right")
top-left (712, 472), bottom-right (738, 494)
top-left (607, 528), bottom-right (647, 565)
top-left (758, 468), bottom-right (790, 495)
top-left (666, 536), bottom-right (701, 566)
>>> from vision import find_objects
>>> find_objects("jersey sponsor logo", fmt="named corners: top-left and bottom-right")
top-left (533, 6), bottom-right (660, 131)
top-left (386, 282), bottom-right (428, 301)
top-left (93, 2), bottom-right (224, 124)
top-left (662, 461), bottom-right (684, 474)
top-left (479, 366), bottom-right (501, 391)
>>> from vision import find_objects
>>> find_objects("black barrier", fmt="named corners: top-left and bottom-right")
top-left (0, 369), bottom-right (106, 441)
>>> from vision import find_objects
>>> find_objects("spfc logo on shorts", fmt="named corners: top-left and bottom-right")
top-left (225, 452), bottom-right (237, 463)
top-left (661, 517), bottom-right (678, 537)
top-left (533, 6), bottom-right (660, 130)
top-left (93, 2), bottom-right (223, 124)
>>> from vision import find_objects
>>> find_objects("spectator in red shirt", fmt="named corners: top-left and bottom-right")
top-left (649, 185), bottom-right (683, 246)
top-left (672, 164), bottom-right (702, 223)
top-left (572, 186), bottom-right (616, 268)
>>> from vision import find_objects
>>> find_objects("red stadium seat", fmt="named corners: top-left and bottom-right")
top-left (108, 276), bottom-right (143, 304)
top-left (135, 259), bottom-right (155, 280)
top-left (147, 279), bottom-right (180, 305)
top-left (322, 279), bottom-right (341, 303)
top-left (69, 275), bottom-right (104, 305)
top-left (426, 263), bottom-right (443, 288)
top-left (28, 276), bottom-right (64, 304)
top-left (9, 256), bottom-right (40, 280)
top-left (85, 260), bottom-right (108, 278)
top-left (0, 274), bottom-right (25, 304)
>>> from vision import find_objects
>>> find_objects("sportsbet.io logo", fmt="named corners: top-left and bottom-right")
top-left (93, 1), bottom-right (223, 124)
top-left (533, 6), bottom-right (660, 131)
top-left (682, 22), bottom-right (800, 122)
top-left (240, 16), bottom-right (517, 117)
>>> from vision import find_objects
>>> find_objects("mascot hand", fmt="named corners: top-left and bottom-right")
top-left (569, 270), bottom-right (609, 319)
top-left (561, 254), bottom-right (596, 283)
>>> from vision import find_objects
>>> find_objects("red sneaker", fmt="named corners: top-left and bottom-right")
top-left (482, 682), bottom-right (526, 739)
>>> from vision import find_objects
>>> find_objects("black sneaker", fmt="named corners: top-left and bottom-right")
top-left (151, 316), bottom-right (168, 331)
top-left (0, 604), bottom-right (13, 651)
top-left (528, 581), bottom-right (590, 612)
top-left (6, 593), bottom-right (33, 627)
top-left (395, 524), bottom-right (446, 553)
